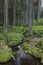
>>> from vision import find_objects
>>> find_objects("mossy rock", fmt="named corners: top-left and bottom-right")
top-left (0, 43), bottom-right (12, 63)
top-left (41, 53), bottom-right (43, 63)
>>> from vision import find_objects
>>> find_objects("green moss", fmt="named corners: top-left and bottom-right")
top-left (22, 42), bottom-right (43, 63)
top-left (41, 53), bottom-right (43, 63)
top-left (0, 43), bottom-right (12, 63)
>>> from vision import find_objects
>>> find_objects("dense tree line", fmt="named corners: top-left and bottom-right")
top-left (0, 0), bottom-right (42, 34)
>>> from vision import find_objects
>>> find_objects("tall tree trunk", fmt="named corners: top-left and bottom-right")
top-left (25, 0), bottom-right (29, 25)
top-left (4, 0), bottom-right (8, 32)
top-left (16, 0), bottom-right (20, 26)
top-left (13, 0), bottom-right (16, 26)
top-left (32, 6), bottom-right (35, 20)
top-left (20, 0), bottom-right (26, 26)
top-left (32, 3), bottom-right (35, 25)
top-left (20, 2), bottom-right (23, 26)
top-left (29, 0), bottom-right (33, 36)
top-left (36, 0), bottom-right (41, 25)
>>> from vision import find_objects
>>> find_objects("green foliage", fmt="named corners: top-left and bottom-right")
top-left (0, 33), bottom-right (5, 40)
top-left (0, 32), bottom-right (24, 48)
top-left (8, 26), bottom-right (30, 38)
top-left (33, 20), bottom-right (36, 26)
top-left (0, 32), bottom-right (24, 47)
top-left (0, 43), bottom-right (12, 63)
top-left (8, 26), bottom-right (29, 34)
top-left (0, 33), bottom-right (6, 44)
top-left (41, 53), bottom-right (43, 63)
top-left (0, 26), bottom-right (43, 44)
top-left (22, 26), bottom-right (29, 34)
top-left (33, 18), bottom-right (43, 26)
top-left (5, 33), bottom-right (24, 46)
top-left (22, 25), bottom-right (30, 37)
top-left (22, 25), bottom-right (43, 37)
top-left (39, 18), bottom-right (43, 25)
top-left (2, 25), bottom-right (43, 39)
top-left (8, 26), bottom-right (23, 33)
top-left (36, 38), bottom-right (43, 50)
top-left (0, 33), bottom-right (16, 63)
top-left (33, 26), bottom-right (43, 36)
top-left (22, 42), bottom-right (43, 63)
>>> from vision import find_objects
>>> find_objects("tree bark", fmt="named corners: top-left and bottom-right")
top-left (13, 0), bottom-right (16, 26)
top-left (36, 0), bottom-right (42, 25)
top-left (25, 0), bottom-right (29, 25)
top-left (4, 0), bottom-right (8, 32)
top-left (29, 0), bottom-right (33, 36)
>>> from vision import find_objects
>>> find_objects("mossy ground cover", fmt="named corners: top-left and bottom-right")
top-left (33, 18), bottom-right (43, 26)
top-left (0, 25), bottom-right (43, 63)
top-left (22, 42), bottom-right (43, 63)
top-left (5, 33), bottom-right (24, 46)
top-left (33, 26), bottom-right (43, 37)
top-left (0, 43), bottom-right (14, 63)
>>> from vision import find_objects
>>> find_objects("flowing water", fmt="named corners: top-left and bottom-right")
top-left (0, 55), bottom-right (43, 65)
top-left (0, 46), bottom-right (43, 65)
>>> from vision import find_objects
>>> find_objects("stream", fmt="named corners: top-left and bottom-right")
top-left (0, 45), bottom-right (43, 65)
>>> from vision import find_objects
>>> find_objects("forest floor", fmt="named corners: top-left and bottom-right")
top-left (15, 36), bottom-right (41, 60)
top-left (15, 37), bottom-right (38, 58)
top-left (29, 37), bottom-right (38, 46)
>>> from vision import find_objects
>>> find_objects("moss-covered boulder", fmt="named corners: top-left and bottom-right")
top-left (0, 43), bottom-right (12, 63)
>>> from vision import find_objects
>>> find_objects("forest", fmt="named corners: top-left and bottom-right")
top-left (0, 0), bottom-right (43, 65)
